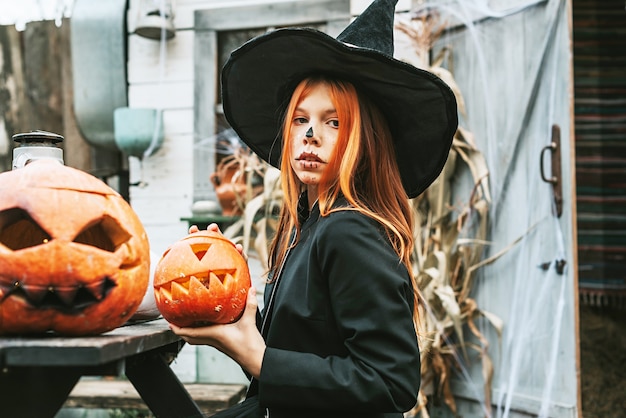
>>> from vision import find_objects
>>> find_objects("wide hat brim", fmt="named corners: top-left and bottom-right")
top-left (221, 28), bottom-right (458, 198)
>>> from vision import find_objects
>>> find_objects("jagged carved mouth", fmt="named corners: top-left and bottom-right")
top-left (0, 277), bottom-right (117, 313)
top-left (155, 270), bottom-right (236, 300)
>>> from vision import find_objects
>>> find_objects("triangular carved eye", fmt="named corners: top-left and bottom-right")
top-left (0, 208), bottom-right (51, 250)
top-left (73, 215), bottom-right (132, 253)
top-left (190, 243), bottom-right (210, 261)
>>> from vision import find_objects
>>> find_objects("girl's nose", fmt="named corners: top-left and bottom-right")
top-left (303, 126), bottom-right (318, 145)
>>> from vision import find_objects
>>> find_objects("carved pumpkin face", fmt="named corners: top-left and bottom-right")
top-left (0, 160), bottom-right (150, 335)
top-left (153, 230), bottom-right (251, 326)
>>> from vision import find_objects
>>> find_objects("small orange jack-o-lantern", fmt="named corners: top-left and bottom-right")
top-left (153, 230), bottom-right (251, 326)
top-left (0, 160), bottom-right (150, 335)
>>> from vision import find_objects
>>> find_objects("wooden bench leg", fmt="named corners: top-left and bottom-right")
top-left (125, 342), bottom-right (205, 418)
top-left (0, 366), bottom-right (81, 418)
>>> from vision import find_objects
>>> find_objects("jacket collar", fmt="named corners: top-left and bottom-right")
top-left (297, 190), bottom-right (320, 227)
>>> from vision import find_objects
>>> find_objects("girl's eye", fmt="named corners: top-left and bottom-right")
top-left (294, 117), bottom-right (308, 125)
top-left (329, 119), bottom-right (339, 128)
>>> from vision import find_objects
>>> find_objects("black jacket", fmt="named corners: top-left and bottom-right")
top-left (252, 199), bottom-right (421, 417)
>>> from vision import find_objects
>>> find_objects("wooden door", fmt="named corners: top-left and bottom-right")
top-left (425, 0), bottom-right (580, 416)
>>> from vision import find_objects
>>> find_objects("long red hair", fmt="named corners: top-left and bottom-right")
top-left (269, 76), bottom-right (418, 317)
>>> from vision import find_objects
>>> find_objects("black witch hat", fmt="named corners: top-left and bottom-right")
top-left (221, 0), bottom-right (458, 198)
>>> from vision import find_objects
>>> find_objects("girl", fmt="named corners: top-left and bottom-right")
top-left (170, 1), bottom-right (457, 416)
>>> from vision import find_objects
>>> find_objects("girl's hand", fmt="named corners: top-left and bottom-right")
top-left (188, 223), bottom-right (244, 256)
top-left (169, 287), bottom-right (265, 379)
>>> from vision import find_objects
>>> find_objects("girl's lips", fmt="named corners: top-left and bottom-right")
top-left (295, 152), bottom-right (325, 170)
top-left (298, 160), bottom-right (320, 170)
top-left (295, 152), bottom-right (324, 163)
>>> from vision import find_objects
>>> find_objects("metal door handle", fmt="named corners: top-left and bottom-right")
top-left (540, 124), bottom-right (563, 217)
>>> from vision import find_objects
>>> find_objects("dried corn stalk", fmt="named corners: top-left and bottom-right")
top-left (397, 13), bottom-right (502, 418)
top-left (224, 164), bottom-right (282, 273)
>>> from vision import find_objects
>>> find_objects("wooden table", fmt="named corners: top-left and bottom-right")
top-left (0, 318), bottom-right (205, 418)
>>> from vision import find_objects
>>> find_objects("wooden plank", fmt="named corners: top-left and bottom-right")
top-left (194, 0), bottom-right (350, 31)
top-left (193, 28), bottom-right (218, 202)
top-left (0, 23), bottom-right (27, 172)
top-left (21, 20), bottom-right (64, 134)
top-left (59, 17), bottom-right (93, 173)
top-left (0, 19), bottom-right (96, 174)
top-left (0, 26), bottom-right (18, 167)
top-left (0, 319), bottom-right (180, 367)
top-left (130, 0), bottom-right (353, 31)
top-left (129, 0), bottom-right (361, 32)
top-left (63, 379), bottom-right (246, 414)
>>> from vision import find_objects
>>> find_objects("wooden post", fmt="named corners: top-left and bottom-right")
top-left (59, 18), bottom-right (93, 172)
top-left (22, 20), bottom-right (64, 136)
top-left (0, 24), bottom-right (27, 172)
top-left (0, 19), bottom-right (100, 177)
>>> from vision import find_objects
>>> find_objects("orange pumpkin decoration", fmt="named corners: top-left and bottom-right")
top-left (0, 159), bottom-right (150, 335)
top-left (153, 230), bottom-right (251, 326)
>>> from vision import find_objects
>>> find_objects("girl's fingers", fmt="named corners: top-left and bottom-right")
top-left (245, 287), bottom-right (257, 313)
top-left (189, 223), bottom-right (221, 234)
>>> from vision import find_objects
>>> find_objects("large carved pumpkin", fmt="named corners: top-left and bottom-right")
top-left (154, 230), bottom-right (251, 326)
top-left (0, 160), bottom-right (150, 335)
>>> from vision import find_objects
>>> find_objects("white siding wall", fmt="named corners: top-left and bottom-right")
top-left (126, 0), bottom-right (414, 384)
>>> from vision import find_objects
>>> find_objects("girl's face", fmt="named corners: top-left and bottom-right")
top-left (289, 83), bottom-right (340, 193)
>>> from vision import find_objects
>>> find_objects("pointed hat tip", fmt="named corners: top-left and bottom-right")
top-left (336, 0), bottom-right (399, 56)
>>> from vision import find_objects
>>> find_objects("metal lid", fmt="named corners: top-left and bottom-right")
top-left (12, 130), bottom-right (64, 145)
